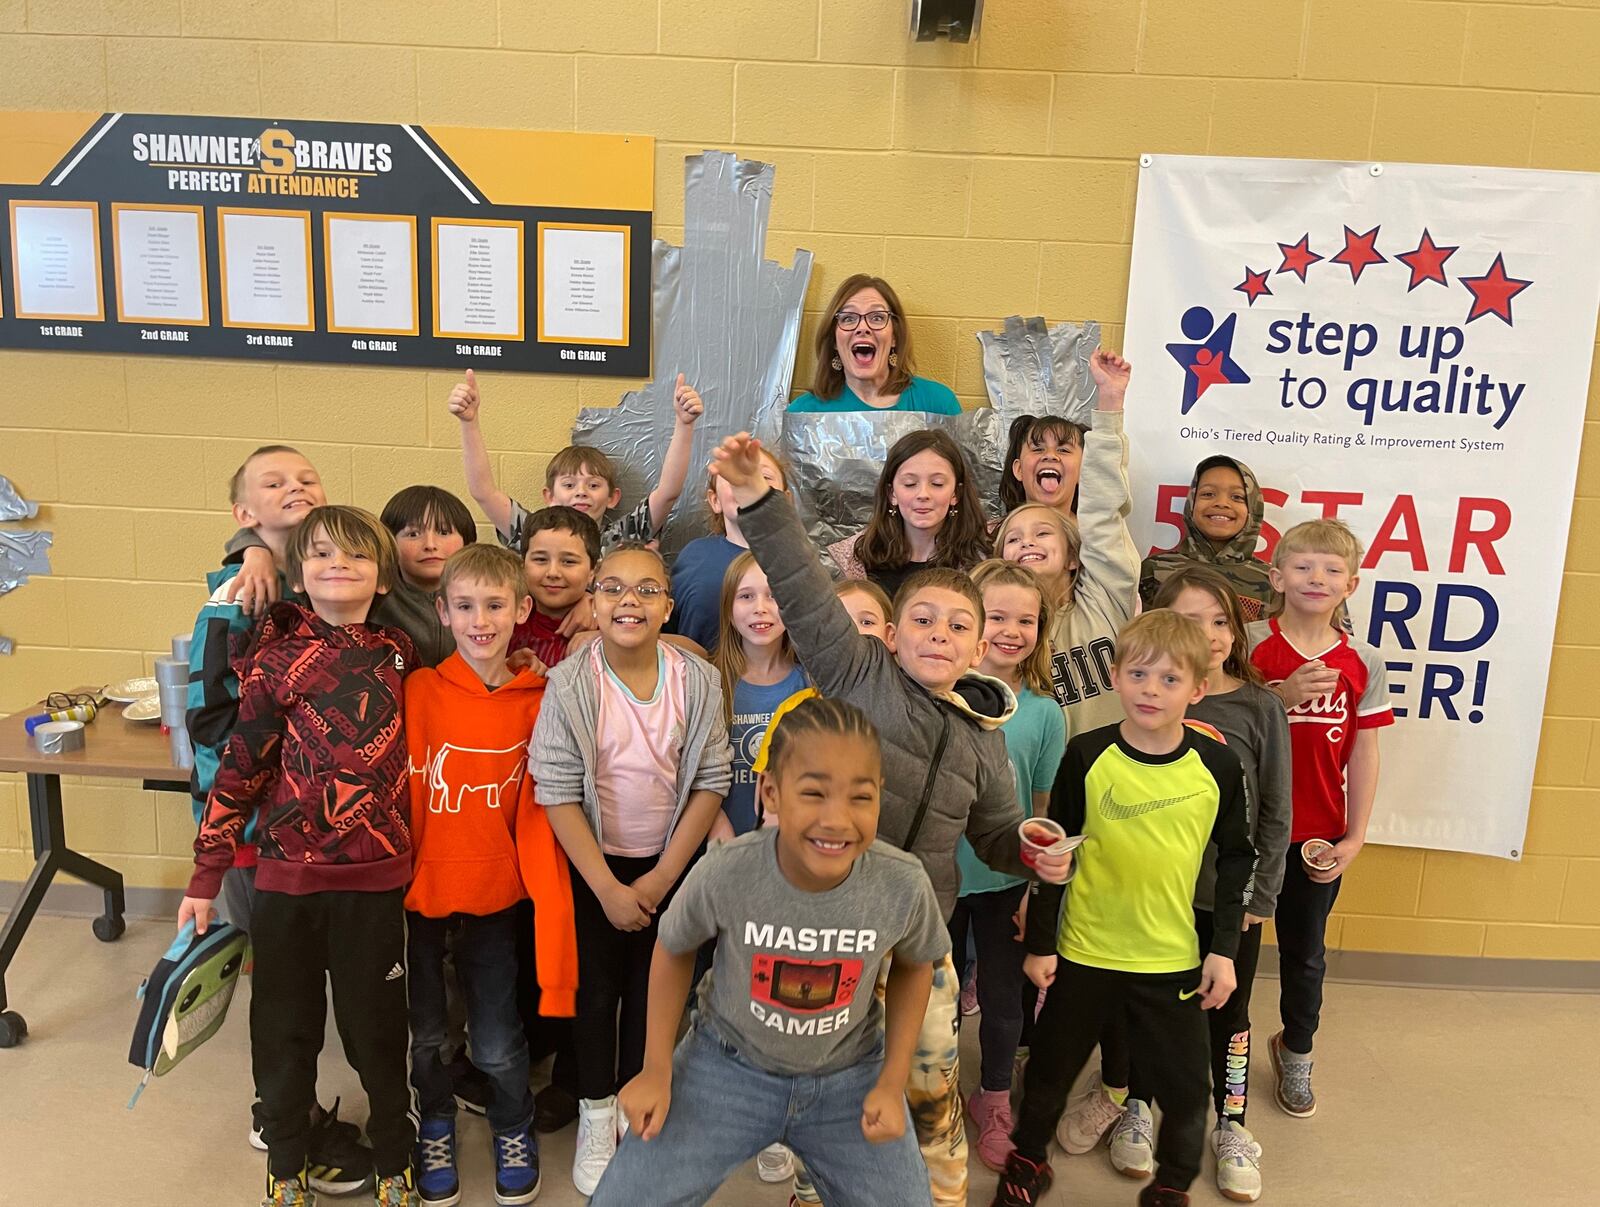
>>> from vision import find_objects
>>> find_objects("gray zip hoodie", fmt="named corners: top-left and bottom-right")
top-left (738, 488), bottom-right (1029, 919)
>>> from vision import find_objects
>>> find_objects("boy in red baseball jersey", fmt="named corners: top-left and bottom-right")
top-left (1248, 519), bottom-right (1392, 1119)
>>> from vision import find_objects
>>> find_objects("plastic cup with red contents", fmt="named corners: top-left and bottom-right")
top-left (1301, 838), bottom-right (1339, 872)
top-left (1019, 817), bottom-right (1083, 871)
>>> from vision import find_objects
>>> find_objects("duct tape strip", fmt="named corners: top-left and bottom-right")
top-left (0, 528), bottom-right (53, 595)
top-left (572, 151), bottom-right (814, 558)
top-left (0, 634), bottom-right (13, 656)
top-left (0, 475), bottom-right (38, 521)
top-left (979, 316), bottom-right (1101, 431)
top-left (33, 719), bottom-right (86, 754)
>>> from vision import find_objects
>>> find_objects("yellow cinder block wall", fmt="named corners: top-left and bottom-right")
top-left (1, 0), bottom-right (1598, 964)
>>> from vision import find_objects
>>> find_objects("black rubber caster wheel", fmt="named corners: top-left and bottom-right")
top-left (93, 914), bottom-right (126, 942)
top-left (0, 1010), bottom-right (26, 1048)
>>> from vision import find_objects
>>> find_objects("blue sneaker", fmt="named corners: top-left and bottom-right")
top-left (492, 1126), bottom-right (541, 1205)
top-left (415, 1117), bottom-right (460, 1207)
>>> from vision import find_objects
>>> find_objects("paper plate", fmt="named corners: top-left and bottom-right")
top-left (123, 696), bottom-right (162, 722)
top-left (106, 677), bottom-right (159, 703)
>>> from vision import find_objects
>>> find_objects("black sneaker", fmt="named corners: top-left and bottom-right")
top-left (306, 1098), bottom-right (374, 1196)
top-left (492, 1125), bottom-right (541, 1206)
top-left (1138, 1186), bottom-right (1191, 1207)
top-left (448, 1054), bottom-right (491, 1117)
top-left (991, 1151), bottom-right (1053, 1206)
top-left (533, 1082), bottom-right (578, 1133)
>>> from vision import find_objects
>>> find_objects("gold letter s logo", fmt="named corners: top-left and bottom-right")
top-left (260, 128), bottom-right (295, 175)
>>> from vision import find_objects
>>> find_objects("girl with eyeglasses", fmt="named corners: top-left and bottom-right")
top-left (529, 541), bottom-right (734, 1197)
top-left (787, 274), bottom-right (962, 414)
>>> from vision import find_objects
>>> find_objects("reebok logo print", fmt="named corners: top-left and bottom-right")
top-left (1097, 786), bottom-right (1203, 821)
top-left (384, 963), bottom-right (403, 982)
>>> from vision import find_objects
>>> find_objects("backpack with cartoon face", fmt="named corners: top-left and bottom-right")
top-left (127, 920), bottom-right (248, 1106)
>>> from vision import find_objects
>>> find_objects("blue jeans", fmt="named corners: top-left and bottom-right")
top-left (590, 1025), bottom-right (933, 1207)
top-left (408, 906), bottom-right (535, 1135)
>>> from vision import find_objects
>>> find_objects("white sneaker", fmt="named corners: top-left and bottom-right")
top-left (1107, 1098), bottom-right (1153, 1178)
top-left (757, 1142), bottom-right (796, 1182)
top-left (1055, 1082), bottom-right (1125, 1154)
top-left (572, 1096), bottom-right (618, 1196)
top-left (1212, 1120), bottom-right (1263, 1203)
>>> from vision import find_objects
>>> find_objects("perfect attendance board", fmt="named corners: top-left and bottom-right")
top-left (0, 112), bottom-right (653, 377)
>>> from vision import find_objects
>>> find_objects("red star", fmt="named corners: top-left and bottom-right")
top-left (1330, 225), bottom-right (1387, 283)
top-left (1395, 229), bottom-right (1457, 291)
top-left (1276, 234), bottom-right (1322, 282)
top-left (1189, 348), bottom-right (1231, 399)
top-left (1460, 253), bottom-right (1532, 325)
top-left (1234, 267), bottom-right (1272, 306)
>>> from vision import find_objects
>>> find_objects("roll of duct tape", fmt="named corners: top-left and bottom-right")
top-left (33, 719), bottom-right (86, 754)
top-left (154, 655), bottom-right (188, 687)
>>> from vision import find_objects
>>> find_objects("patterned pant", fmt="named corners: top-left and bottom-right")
top-left (793, 953), bottom-right (968, 1206)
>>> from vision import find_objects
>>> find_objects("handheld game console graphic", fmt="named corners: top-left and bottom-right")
top-left (751, 955), bottom-right (864, 1013)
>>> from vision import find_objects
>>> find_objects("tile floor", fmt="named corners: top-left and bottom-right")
top-left (1, 911), bottom-right (1593, 1205)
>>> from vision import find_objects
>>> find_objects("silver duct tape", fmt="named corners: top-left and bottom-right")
top-left (0, 475), bottom-right (38, 520)
top-left (778, 409), bottom-right (1007, 553)
top-left (0, 528), bottom-right (53, 595)
top-left (33, 719), bottom-right (86, 754)
top-left (572, 150), bottom-right (814, 558)
top-left (0, 634), bottom-right (13, 656)
top-left (979, 316), bottom-right (1102, 431)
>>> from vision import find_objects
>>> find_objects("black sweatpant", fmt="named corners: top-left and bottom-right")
top-left (1276, 845), bottom-right (1342, 1053)
top-left (569, 853), bottom-right (672, 1102)
top-left (948, 882), bottom-right (1029, 1092)
top-left (1128, 912), bottom-right (1265, 1125)
top-left (1012, 959), bottom-right (1210, 1191)
top-left (251, 887), bottom-right (413, 1179)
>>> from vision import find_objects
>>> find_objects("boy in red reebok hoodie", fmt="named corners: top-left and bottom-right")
top-left (404, 543), bottom-right (578, 1207)
top-left (179, 506), bottom-right (419, 1207)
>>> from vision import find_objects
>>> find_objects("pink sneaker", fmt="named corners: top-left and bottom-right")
top-left (966, 1087), bottom-right (1016, 1172)
top-left (960, 968), bottom-right (979, 1016)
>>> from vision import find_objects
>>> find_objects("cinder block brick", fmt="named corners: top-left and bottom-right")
top-left (179, 0), bottom-right (337, 41)
top-left (1051, 74), bottom-right (1213, 160)
top-left (813, 153), bottom-right (969, 237)
top-left (199, 438), bottom-right (352, 511)
top-left (1336, 915), bottom-right (1485, 958)
top-left (1522, 787), bottom-right (1600, 857)
top-left (125, 359), bottom-right (277, 439)
top-left (1372, 86), bottom-right (1537, 170)
top-left (577, 377), bottom-right (647, 408)
top-left (1555, 574), bottom-right (1600, 647)
top-left (499, 453), bottom-right (556, 513)
top-left (1483, 923), bottom-right (1600, 961)
top-left (0, 576), bottom-right (68, 646)
top-left (503, 0), bottom-right (658, 54)
top-left (134, 509), bottom-right (240, 583)
top-left (1531, 95), bottom-right (1600, 173)
top-left (277, 365), bottom-right (427, 447)
top-left (661, 0), bottom-right (817, 60)
top-left (905, 317), bottom-right (960, 391)
top-left (336, 0), bottom-right (495, 47)
top-left (578, 55), bottom-right (733, 144)
top-left (260, 43), bottom-right (418, 123)
top-left (1038, 242), bottom-right (1131, 328)
top-left (1561, 859), bottom-right (1600, 924)
top-left (424, 369), bottom-right (577, 453)
top-left (1569, 499), bottom-right (1600, 572)
top-left (817, 0), bottom-right (974, 66)
top-left (62, 783), bottom-right (159, 856)
top-left (747, 147), bottom-right (816, 234)
top-left (0, 431), bottom-right (58, 501)
top-left (112, 853), bottom-right (196, 891)
top-left (350, 445), bottom-right (477, 515)
top-left (954, 319), bottom-right (987, 398)
top-left (0, 646), bottom-right (145, 714)
top-left (0, 0), bottom-right (22, 31)
top-left (1535, 718), bottom-right (1596, 788)
top-left (0, 352), bottom-right (127, 433)
top-left (1546, 647), bottom-right (1600, 718)
top-left (155, 792), bottom-right (198, 858)
top-left (977, 0), bottom-right (1139, 73)
top-left (1140, 0), bottom-right (1307, 79)
top-left (1335, 844), bottom-right (1425, 915)
top-left (1210, 81), bottom-right (1377, 160)
top-left (1417, 850), bottom-right (1566, 922)
top-left (66, 579), bottom-right (206, 651)
top-left (894, 68), bottom-right (1052, 156)
top-left (968, 158), bottom-right (1130, 243)
top-left (106, 37), bottom-right (260, 118)
top-left (738, 63), bottom-right (893, 150)
top-left (1305, 0), bottom-right (1468, 85)
top-left (1581, 423), bottom-right (1600, 497)
top-left (0, 34), bottom-right (106, 108)
top-left (766, 230), bottom-right (884, 314)
top-left (1463, 6), bottom-right (1600, 94)
top-left (417, 50), bottom-right (576, 129)
top-left (883, 236), bottom-right (1040, 317)
top-left (1590, 726), bottom-right (1600, 787)
top-left (0, 782), bottom-right (18, 850)
top-left (29, 0), bottom-right (178, 34)
top-left (12, 505), bottom-right (134, 578)
top-left (56, 433), bottom-right (207, 508)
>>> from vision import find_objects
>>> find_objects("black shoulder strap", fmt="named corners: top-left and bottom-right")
top-left (901, 711), bottom-right (952, 853)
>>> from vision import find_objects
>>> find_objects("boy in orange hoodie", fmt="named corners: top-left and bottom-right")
top-left (404, 543), bottom-right (578, 1207)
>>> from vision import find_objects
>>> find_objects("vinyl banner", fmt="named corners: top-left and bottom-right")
top-left (1123, 155), bottom-right (1600, 859)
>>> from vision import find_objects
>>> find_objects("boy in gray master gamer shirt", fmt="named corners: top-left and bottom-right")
top-left (588, 697), bottom-right (950, 1207)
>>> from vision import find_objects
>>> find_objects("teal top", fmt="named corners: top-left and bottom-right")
top-left (957, 686), bottom-right (1067, 896)
top-left (787, 375), bottom-right (961, 415)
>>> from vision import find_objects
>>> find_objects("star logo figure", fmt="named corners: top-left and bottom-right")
top-left (1460, 253), bottom-right (1532, 325)
top-left (1166, 305), bottom-right (1250, 415)
top-left (1395, 228), bottom-right (1458, 291)
top-left (1235, 267), bottom-right (1272, 306)
top-left (1276, 234), bottom-right (1322, 282)
top-left (1330, 225), bottom-right (1387, 283)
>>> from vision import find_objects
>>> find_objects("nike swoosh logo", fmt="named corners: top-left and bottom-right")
top-left (1178, 988), bottom-right (1199, 1001)
top-left (1098, 786), bottom-right (1203, 821)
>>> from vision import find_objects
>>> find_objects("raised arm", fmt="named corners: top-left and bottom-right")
top-left (1074, 350), bottom-right (1140, 623)
top-left (645, 374), bottom-right (704, 532)
top-left (450, 369), bottom-right (515, 539)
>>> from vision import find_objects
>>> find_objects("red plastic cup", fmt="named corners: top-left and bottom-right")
top-left (1019, 817), bottom-right (1074, 869)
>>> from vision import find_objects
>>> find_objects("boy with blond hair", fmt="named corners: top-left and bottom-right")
top-left (994, 610), bottom-right (1256, 1207)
